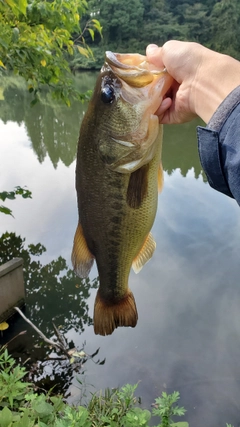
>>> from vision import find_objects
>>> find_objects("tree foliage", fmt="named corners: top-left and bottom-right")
top-left (86, 0), bottom-right (240, 62)
top-left (0, 186), bottom-right (32, 217)
top-left (0, 0), bottom-right (102, 103)
top-left (0, 0), bottom-right (239, 79)
top-left (208, 0), bottom-right (240, 58)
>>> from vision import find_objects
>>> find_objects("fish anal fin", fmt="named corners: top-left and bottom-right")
top-left (158, 164), bottom-right (164, 193)
top-left (71, 223), bottom-right (94, 278)
top-left (126, 164), bottom-right (149, 209)
top-left (132, 232), bottom-right (156, 274)
top-left (94, 289), bottom-right (138, 336)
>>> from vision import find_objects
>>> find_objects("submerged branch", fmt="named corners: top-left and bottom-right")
top-left (13, 307), bottom-right (105, 366)
top-left (14, 307), bottom-right (71, 359)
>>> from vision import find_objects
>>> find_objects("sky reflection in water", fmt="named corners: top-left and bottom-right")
top-left (1, 80), bottom-right (240, 426)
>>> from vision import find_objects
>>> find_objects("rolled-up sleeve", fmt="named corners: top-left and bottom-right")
top-left (197, 85), bottom-right (240, 205)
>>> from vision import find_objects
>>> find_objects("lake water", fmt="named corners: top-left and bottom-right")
top-left (1, 73), bottom-right (240, 427)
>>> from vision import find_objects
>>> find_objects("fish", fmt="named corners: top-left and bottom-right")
top-left (71, 51), bottom-right (173, 336)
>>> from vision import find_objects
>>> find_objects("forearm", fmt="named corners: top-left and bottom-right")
top-left (193, 50), bottom-right (240, 123)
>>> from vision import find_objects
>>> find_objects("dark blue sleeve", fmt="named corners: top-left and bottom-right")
top-left (197, 85), bottom-right (240, 205)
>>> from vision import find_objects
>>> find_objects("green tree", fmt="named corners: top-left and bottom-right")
top-left (95, 0), bottom-right (144, 49)
top-left (174, 2), bottom-right (210, 44)
top-left (141, 0), bottom-right (187, 47)
top-left (0, 0), bottom-right (102, 103)
top-left (208, 0), bottom-right (240, 59)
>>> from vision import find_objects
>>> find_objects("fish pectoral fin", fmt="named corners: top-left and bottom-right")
top-left (127, 164), bottom-right (149, 209)
top-left (158, 164), bottom-right (164, 193)
top-left (132, 232), bottom-right (156, 274)
top-left (71, 223), bottom-right (94, 278)
top-left (94, 289), bottom-right (138, 336)
top-left (98, 137), bottom-right (135, 167)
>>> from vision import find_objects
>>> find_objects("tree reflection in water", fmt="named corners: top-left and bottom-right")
top-left (0, 73), bottom-right (97, 167)
top-left (0, 232), bottom-right (103, 396)
top-left (0, 74), bottom-right (206, 179)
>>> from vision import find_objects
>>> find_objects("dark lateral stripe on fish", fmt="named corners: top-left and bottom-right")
top-left (126, 164), bottom-right (149, 209)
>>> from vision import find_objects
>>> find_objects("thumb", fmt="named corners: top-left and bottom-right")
top-left (146, 44), bottom-right (164, 69)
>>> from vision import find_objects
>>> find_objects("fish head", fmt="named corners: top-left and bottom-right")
top-left (90, 51), bottom-right (173, 173)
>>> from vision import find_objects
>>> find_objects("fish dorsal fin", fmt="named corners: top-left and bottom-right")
top-left (158, 164), bottom-right (164, 193)
top-left (127, 164), bottom-right (149, 209)
top-left (132, 232), bottom-right (156, 274)
top-left (71, 223), bottom-right (94, 278)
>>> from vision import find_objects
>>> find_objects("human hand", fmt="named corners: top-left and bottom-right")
top-left (146, 41), bottom-right (240, 124)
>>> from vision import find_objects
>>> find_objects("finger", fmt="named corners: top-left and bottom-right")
top-left (146, 44), bottom-right (164, 69)
top-left (156, 97), bottom-right (172, 117)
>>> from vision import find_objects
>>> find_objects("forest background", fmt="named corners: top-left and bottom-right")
top-left (1, 0), bottom-right (239, 104)
top-left (81, 0), bottom-right (240, 69)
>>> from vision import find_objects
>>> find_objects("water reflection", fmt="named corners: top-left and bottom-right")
top-left (0, 232), bottom-right (103, 395)
top-left (0, 73), bottom-right (97, 167)
top-left (0, 74), bottom-right (204, 178)
top-left (0, 232), bottom-right (98, 336)
top-left (163, 119), bottom-right (207, 181)
top-left (1, 74), bottom-right (240, 425)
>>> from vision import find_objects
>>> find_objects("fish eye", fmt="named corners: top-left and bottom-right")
top-left (101, 85), bottom-right (115, 104)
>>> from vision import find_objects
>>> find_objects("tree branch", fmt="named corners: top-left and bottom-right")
top-left (14, 306), bottom-right (71, 359)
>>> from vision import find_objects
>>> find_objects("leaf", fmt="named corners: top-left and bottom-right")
top-left (0, 407), bottom-right (13, 427)
top-left (33, 401), bottom-right (53, 417)
top-left (50, 396), bottom-right (65, 412)
top-left (18, 0), bottom-right (27, 15)
top-left (0, 205), bottom-right (13, 216)
top-left (88, 28), bottom-right (94, 41)
top-left (90, 347), bottom-right (100, 358)
top-left (65, 98), bottom-right (71, 107)
top-left (0, 38), bottom-right (8, 49)
top-left (30, 98), bottom-right (38, 107)
top-left (72, 351), bottom-right (86, 358)
top-left (16, 410), bottom-right (33, 427)
top-left (92, 19), bottom-right (103, 35)
top-left (5, 0), bottom-right (27, 16)
top-left (77, 46), bottom-right (89, 58)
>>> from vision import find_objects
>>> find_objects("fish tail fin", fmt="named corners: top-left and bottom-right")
top-left (94, 289), bottom-right (138, 336)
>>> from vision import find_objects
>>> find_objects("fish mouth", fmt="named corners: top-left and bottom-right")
top-left (104, 51), bottom-right (166, 88)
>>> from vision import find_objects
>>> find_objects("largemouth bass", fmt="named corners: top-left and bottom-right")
top-left (72, 52), bottom-right (172, 336)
